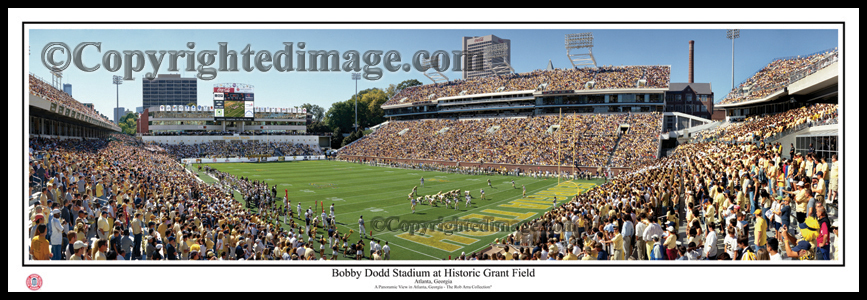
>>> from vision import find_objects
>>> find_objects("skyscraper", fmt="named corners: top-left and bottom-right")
top-left (462, 35), bottom-right (511, 80)
top-left (142, 74), bottom-right (197, 108)
top-left (114, 107), bottom-right (126, 125)
top-left (62, 83), bottom-right (72, 96)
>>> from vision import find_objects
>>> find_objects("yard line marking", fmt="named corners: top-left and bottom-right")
top-left (333, 179), bottom-right (553, 219)
top-left (394, 231), bottom-right (474, 253)
top-left (368, 184), bottom-right (555, 234)
top-left (385, 239), bottom-right (442, 260)
top-left (327, 221), bottom-right (443, 259)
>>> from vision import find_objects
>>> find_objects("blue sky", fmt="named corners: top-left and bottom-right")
top-left (28, 28), bottom-right (838, 121)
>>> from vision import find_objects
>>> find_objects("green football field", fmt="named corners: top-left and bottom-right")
top-left (192, 160), bottom-right (603, 260)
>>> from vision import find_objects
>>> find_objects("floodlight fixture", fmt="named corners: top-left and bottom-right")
top-left (421, 55), bottom-right (449, 84)
top-left (726, 29), bottom-right (740, 91)
top-left (484, 43), bottom-right (514, 77)
top-left (51, 70), bottom-right (63, 90)
top-left (565, 32), bottom-right (597, 68)
top-left (112, 75), bottom-right (123, 110)
top-left (352, 73), bottom-right (361, 131)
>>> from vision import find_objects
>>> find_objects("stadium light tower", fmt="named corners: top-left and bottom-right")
top-left (565, 32), bottom-right (597, 69)
top-left (112, 75), bottom-right (122, 119)
top-left (484, 43), bottom-right (514, 77)
top-left (422, 56), bottom-right (449, 84)
top-left (726, 29), bottom-right (740, 91)
top-left (51, 70), bottom-right (63, 90)
top-left (352, 72), bottom-right (361, 132)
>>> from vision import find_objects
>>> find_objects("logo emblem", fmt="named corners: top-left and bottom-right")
top-left (26, 274), bottom-right (42, 291)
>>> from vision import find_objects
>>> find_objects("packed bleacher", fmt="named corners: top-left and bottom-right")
top-left (27, 137), bottom-right (351, 261)
top-left (274, 142), bottom-right (322, 156)
top-left (473, 104), bottom-right (839, 261)
top-left (161, 143), bottom-right (200, 159)
top-left (608, 113), bottom-right (663, 168)
top-left (384, 66), bottom-right (670, 106)
top-left (692, 104), bottom-right (838, 143)
top-left (143, 131), bottom-right (329, 136)
top-left (719, 49), bottom-right (838, 104)
top-left (159, 141), bottom-right (322, 160)
top-left (29, 74), bottom-right (113, 125)
top-left (195, 141), bottom-right (274, 158)
top-left (340, 112), bottom-right (661, 168)
top-left (26, 101), bottom-right (839, 261)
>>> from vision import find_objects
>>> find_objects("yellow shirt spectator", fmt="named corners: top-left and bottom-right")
top-left (31, 235), bottom-right (51, 260)
top-left (612, 233), bottom-right (624, 251)
top-left (705, 205), bottom-right (716, 225)
top-left (754, 217), bottom-right (768, 247)
top-left (98, 216), bottom-right (111, 236)
top-left (795, 189), bottom-right (808, 213)
top-left (664, 234), bottom-right (677, 250)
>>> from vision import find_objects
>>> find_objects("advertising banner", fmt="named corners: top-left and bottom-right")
top-left (244, 101), bottom-right (254, 118)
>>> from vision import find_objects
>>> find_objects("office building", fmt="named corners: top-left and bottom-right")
top-left (142, 74), bottom-right (197, 108)
top-left (114, 107), bottom-right (126, 125)
top-left (462, 35), bottom-right (511, 79)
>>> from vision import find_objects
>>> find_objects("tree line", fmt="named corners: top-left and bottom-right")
top-left (307, 79), bottom-right (422, 149)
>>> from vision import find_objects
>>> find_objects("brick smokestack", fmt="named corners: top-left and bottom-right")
top-left (689, 40), bottom-right (694, 83)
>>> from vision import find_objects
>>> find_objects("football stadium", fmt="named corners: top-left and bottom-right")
top-left (26, 30), bottom-right (841, 263)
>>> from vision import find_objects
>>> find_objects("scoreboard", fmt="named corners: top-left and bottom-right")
top-left (213, 84), bottom-right (254, 121)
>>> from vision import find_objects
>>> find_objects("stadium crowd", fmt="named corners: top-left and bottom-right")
top-left (26, 103), bottom-right (838, 262)
top-left (341, 112), bottom-right (661, 168)
top-left (195, 141), bottom-right (275, 158)
top-left (384, 66), bottom-right (670, 106)
top-left (274, 142), bottom-right (322, 156)
top-left (161, 143), bottom-right (200, 159)
top-left (29, 74), bottom-right (113, 125)
top-left (608, 113), bottom-right (663, 168)
top-left (720, 49), bottom-right (838, 104)
top-left (341, 159), bottom-right (601, 180)
top-left (160, 141), bottom-right (322, 160)
top-left (28, 137), bottom-right (369, 261)
top-left (470, 105), bottom-right (839, 261)
top-left (143, 131), bottom-right (322, 136)
top-left (692, 103), bottom-right (838, 143)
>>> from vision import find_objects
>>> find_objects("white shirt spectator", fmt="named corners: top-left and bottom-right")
top-left (704, 229), bottom-right (718, 258)
top-left (642, 222), bottom-right (663, 242)
top-left (49, 216), bottom-right (64, 245)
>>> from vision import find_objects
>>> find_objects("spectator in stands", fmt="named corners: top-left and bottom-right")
top-left (384, 66), bottom-right (670, 106)
top-left (720, 49), bottom-right (837, 104)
